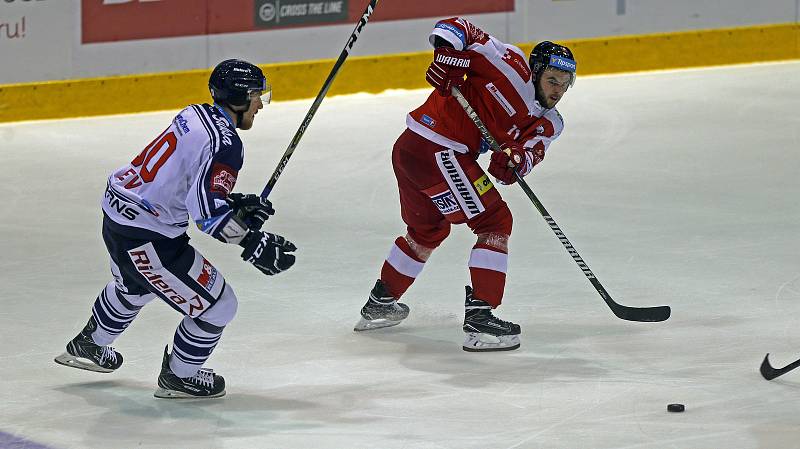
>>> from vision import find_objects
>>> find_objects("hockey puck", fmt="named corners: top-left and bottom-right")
top-left (667, 403), bottom-right (685, 413)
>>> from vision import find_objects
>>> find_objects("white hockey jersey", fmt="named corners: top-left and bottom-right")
top-left (102, 103), bottom-right (242, 240)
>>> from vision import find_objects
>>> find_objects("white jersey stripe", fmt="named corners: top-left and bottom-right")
top-left (406, 114), bottom-right (470, 154)
top-left (471, 39), bottom-right (537, 116)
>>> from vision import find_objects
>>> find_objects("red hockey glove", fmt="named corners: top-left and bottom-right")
top-left (488, 143), bottom-right (532, 185)
top-left (425, 46), bottom-right (471, 97)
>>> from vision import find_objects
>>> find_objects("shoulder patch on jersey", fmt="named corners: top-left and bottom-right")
top-left (210, 162), bottom-right (237, 195)
top-left (501, 48), bottom-right (532, 82)
top-left (173, 113), bottom-right (191, 135)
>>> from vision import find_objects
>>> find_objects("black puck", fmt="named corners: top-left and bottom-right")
top-left (667, 403), bottom-right (685, 413)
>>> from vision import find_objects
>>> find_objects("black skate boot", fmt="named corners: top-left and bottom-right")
top-left (462, 286), bottom-right (521, 352)
top-left (353, 280), bottom-right (410, 331)
top-left (154, 346), bottom-right (226, 399)
top-left (54, 317), bottom-right (123, 373)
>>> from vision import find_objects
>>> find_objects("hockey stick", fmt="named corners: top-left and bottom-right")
top-left (760, 353), bottom-right (800, 380)
top-left (450, 86), bottom-right (670, 322)
top-left (260, 0), bottom-right (380, 197)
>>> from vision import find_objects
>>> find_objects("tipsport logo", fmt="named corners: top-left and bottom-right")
top-left (435, 22), bottom-right (466, 47)
top-left (549, 55), bottom-right (576, 73)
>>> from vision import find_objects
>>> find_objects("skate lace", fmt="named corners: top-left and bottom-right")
top-left (98, 346), bottom-right (117, 365)
top-left (190, 369), bottom-right (215, 388)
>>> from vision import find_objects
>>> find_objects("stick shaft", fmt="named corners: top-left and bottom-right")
top-left (261, 0), bottom-right (380, 198)
top-left (450, 85), bottom-right (670, 322)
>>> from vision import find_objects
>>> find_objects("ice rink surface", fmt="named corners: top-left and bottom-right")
top-left (1, 61), bottom-right (799, 449)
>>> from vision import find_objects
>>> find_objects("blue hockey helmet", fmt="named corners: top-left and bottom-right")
top-left (209, 59), bottom-right (271, 108)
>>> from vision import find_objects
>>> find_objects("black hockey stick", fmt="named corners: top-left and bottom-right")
top-left (760, 353), bottom-right (800, 380)
top-left (261, 0), bottom-right (380, 197)
top-left (450, 86), bottom-right (670, 322)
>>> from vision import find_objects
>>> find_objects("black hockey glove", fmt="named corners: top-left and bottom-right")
top-left (227, 193), bottom-right (275, 230)
top-left (240, 231), bottom-right (297, 276)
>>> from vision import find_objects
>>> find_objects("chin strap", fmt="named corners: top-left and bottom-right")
top-left (234, 110), bottom-right (245, 129)
top-left (214, 102), bottom-right (245, 129)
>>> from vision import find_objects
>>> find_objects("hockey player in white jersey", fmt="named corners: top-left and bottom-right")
top-left (54, 59), bottom-right (297, 398)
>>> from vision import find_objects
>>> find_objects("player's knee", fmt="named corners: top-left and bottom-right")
top-left (197, 284), bottom-right (238, 327)
top-left (407, 223), bottom-right (451, 251)
top-left (470, 201), bottom-right (513, 236)
top-left (402, 233), bottom-right (436, 261)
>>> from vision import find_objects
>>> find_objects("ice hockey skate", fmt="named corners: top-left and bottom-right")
top-left (54, 317), bottom-right (123, 373)
top-left (354, 280), bottom-right (410, 331)
top-left (462, 286), bottom-right (521, 352)
top-left (154, 346), bottom-right (226, 399)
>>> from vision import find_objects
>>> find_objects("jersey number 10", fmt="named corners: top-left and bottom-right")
top-left (126, 129), bottom-right (178, 187)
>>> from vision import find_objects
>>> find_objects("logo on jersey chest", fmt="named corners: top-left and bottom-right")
top-left (485, 83), bottom-right (516, 117)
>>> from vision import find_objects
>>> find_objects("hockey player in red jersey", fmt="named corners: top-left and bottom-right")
top-left (354, 18), bottom-right (576, 352)
top-left (54, 59), bottom-right (297, 398)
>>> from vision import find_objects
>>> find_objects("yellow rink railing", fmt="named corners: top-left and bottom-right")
top-left (0, 22), bottom-right (797, 123)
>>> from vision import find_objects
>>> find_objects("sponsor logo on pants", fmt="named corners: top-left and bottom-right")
top-left (435, 150), bottom-right (484, 219)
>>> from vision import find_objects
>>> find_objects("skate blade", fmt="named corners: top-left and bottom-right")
top-left (353, 317), bottom-right (403, 332)
top-left (154, 387), bottom-right (226, 399)
top-left (54, 352), bottom-right (114, 373)
top-left (462, 333), bottom-right (520, 352)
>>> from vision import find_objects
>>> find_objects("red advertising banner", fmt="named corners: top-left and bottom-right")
top-left (81, 0), bottom-right (514, 44)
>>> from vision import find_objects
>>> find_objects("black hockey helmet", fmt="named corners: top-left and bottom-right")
top-left (529, 41), bottom-right (577, 87)
top-left (209, 59), bottom-right (270, 108)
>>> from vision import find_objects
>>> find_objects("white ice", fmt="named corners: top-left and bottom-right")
top-left (1, 61), bottom-right (799, 449)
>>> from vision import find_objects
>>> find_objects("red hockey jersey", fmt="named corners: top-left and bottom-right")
top-left (407, 17), bottom-right (564, 176)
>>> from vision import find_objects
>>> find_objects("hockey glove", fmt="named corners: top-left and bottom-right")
top-left (425, 47), bottom-right (471, 97)
top-left (488, 143), bottom-right (533, 185)
top-left (240, 231), bottom-right (297, 276)
top-left (227, 193), bottom-right (275, 231)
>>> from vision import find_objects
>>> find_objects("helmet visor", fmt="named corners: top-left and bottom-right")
top-left (547, 55), bottom-right (577, 87)
top-left (248, 79), bottom-right (272, 105)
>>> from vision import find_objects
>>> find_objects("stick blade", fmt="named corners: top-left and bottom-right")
top-left (760, 353), bottom-right (779, 380)
top-left (611, 304), bottom-right (671, 322)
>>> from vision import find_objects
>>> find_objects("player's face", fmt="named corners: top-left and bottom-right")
top-left (536, 68), bottom-right (572, 109)
top-left (238, 93), bottom-right (265, 130)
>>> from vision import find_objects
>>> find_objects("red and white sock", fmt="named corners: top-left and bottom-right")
top-left (380, 236), bottom-right (427, 299)
top-left (468, 243), bottom-right (508, 307)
